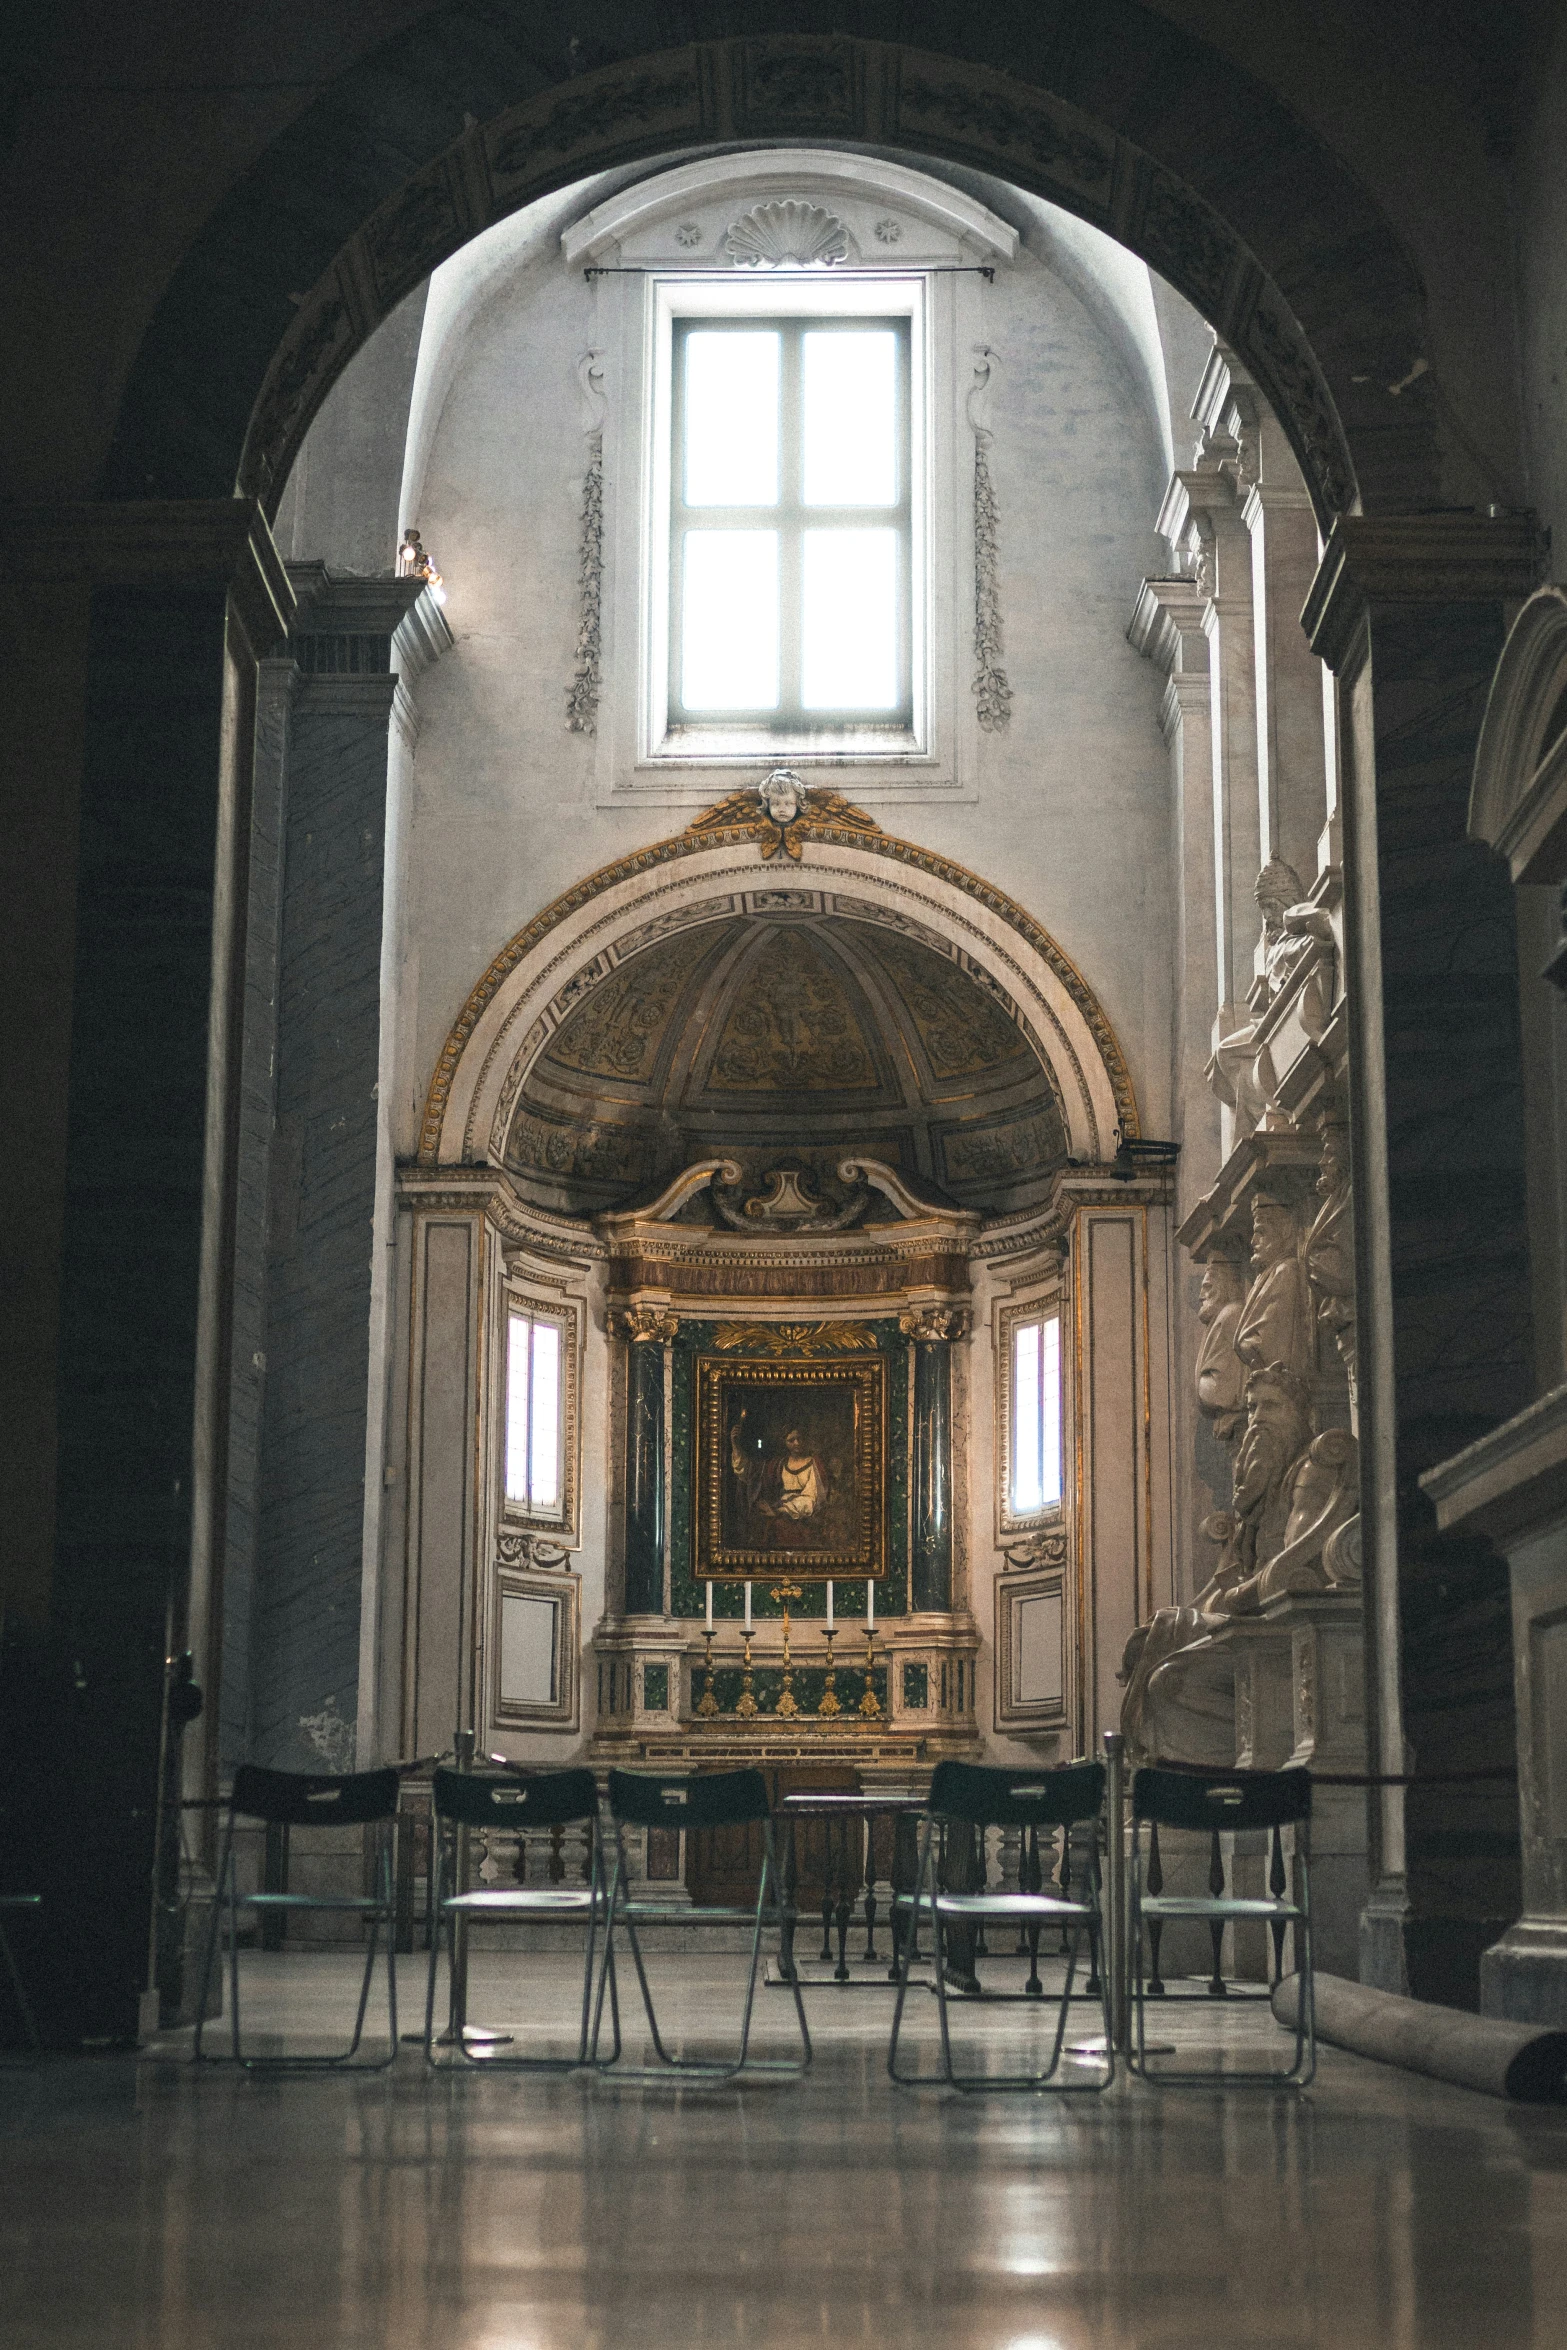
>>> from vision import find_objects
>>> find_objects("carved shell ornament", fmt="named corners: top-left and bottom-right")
top-left (725, 200), bottom-right (850, 269)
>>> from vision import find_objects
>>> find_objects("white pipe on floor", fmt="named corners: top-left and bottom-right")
top-left (1273, 1970), bottom-right (1567, 2102)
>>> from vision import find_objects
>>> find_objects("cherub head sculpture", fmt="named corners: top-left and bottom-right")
top-left (759, 769), bottom-right (808, 826)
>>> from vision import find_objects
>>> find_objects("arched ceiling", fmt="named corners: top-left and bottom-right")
top-left (504, 912), bottom-right (1069, 1218)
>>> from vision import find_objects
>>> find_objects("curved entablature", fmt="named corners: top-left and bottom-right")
top-left (419, 796), bottom-right (1139, 1198)
top-left (1470, 585), bottom-right (1567, 886)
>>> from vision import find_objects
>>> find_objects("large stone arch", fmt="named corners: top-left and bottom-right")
top-left (102, 14), bottom-right (1444, 525)
top-left (421, 805), bottom-right (1139, 1176)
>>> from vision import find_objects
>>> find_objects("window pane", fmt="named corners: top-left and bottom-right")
top-left (1012, 1320), bottom-right (1042, 1516)
top-left (529, 1321), bottom-right (561, 1510)
top-left (505, 1313), bottom-right (531, 1503)
top-left (801, 529), bottom-right (899, 709)
top-left (682, 531), bottom-right (780, 709)
top-left (802, 330), bottom-right (898, 507)
top-left (1041, 1316), bottom-right (1062, 1509)
top-left (684, 331), bottom-right (779, 507)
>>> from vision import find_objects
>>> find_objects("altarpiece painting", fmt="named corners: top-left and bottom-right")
top-left (694, 1356), bottom-right (886, 1581)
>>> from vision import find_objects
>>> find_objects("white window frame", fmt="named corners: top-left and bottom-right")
top-left (647, 276), bottom-right (928, 762)
top-left (564, 148), bottom-right (1016, 809)
top-left (500, 1294), bottom-right (577, 1534)
top-left (997, 1296), bottom-right (1065, 1534)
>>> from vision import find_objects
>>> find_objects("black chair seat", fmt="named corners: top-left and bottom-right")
top-left (240, 1890), bottom-right (387, 1912)
top-left (442, 1886), bottom-right (600, 1917)
top-left (904, 1891), bottom-right (1098, 1923)
top-left (1138, 1893), bottom-right (1306, 1921)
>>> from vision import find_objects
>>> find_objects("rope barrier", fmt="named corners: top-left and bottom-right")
top-left (1150, 1756), bottom-right (1517, 1787)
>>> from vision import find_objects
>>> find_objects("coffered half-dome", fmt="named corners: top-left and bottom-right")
top-left (504, 910), bottom-right (1070, 1217)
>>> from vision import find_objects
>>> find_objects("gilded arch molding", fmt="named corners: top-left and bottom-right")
top-left (418, 806), bottom-right (1139, 1172)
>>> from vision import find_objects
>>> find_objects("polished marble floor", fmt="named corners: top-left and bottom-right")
top-left (4, 1950), bottom-right (1566, 2348)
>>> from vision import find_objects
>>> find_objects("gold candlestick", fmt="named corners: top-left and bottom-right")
top-left (735, 1630), bottom-right (758, 1719)
top-left (770, 1582), bottom-right (802, 1719)
top-left (817, 1626), bottom-right (842, 1718)
top-left (859, 1624), bottom-right (883, 1719)
top-left (695, 1629), bottom-right (719, 1719)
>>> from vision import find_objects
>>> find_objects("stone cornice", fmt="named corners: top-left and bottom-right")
top-left (1302, 511), bottom-right (1544, 675)
top-left (1127, 576), bottom-right (1211, 676)
top-left (1241, 479), bottom-right (1315, 526)
top-left (394, 1161), bottom-right (608, 1264)
top-left (8, 496), bottom-right (293, 654)
top-left (1421, 1381), bottom-right (1567, 1546)
top-left (1174, 1128), bottom-right (1322, 1260)
top-left (1157, 464), bottom-right (1236, 544)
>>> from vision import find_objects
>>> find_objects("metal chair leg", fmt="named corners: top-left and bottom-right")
top-left (0, 1917), bottom-right (41, 2051)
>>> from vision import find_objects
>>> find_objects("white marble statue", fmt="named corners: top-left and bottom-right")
top-left (1195, 1258), bottom-right (1247, 1442)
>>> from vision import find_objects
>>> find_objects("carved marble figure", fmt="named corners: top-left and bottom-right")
top-left (1208, 859), bottom-right (1338, 1132)
top-left (1235, 1192), bottom-right (1316, 1386)
top-left (1194, 1258), bottom-right (1247, 1441)
top-left (1306, 1121), bottom-right (1358, 1412)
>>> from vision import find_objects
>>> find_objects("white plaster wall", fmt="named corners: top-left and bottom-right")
top-left (370, 165), bottom-right (1188, 1165)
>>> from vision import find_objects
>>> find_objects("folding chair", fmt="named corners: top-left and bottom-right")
top-left (423, 1765), bottom-right (618, 2069)
top-left (888, 1759), bottom-right (1113, 2092)
top-left (195, 1765), bottom-right (400, 2070)
top-left (1129, 1764), bottom-right (1314, 2086)
top-left (0, 1894), bottom-right (42, 2050)
top-left (590, 1769), bottom-right (810, 2081)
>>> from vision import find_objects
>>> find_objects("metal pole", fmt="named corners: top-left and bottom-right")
top-left (1103, 1730), bottom-right (1128, 2054)
top-left (437, 1728), bottom-right (510, 2051)
top-left (447, 1728), bottom-right (474, 2041)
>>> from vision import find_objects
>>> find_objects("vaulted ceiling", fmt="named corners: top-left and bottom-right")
top-left (504, 911), bottom-right (1069, 1218)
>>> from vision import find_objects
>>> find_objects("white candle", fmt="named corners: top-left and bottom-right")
top-left (825, 1579), bottom-right (834, 1629)
top-left (744, 1580), bottom-right (753, 1632)
top-left (866, 1580), bottom-right (875, 1630)
top-left (705, 1580), bottom-right (713, 1632)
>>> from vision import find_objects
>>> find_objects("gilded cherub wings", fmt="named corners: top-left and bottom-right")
top-left (682, 785), bottom-right (882, 854)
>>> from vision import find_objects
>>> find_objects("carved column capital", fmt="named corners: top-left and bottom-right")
top-left (611, 1305), bottom-right (680, 1345)
top-left (899, 1305), bottom-right (968, 1343)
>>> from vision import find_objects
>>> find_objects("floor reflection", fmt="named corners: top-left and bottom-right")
top-left (2, 1953), bottom-right (1564, 2348)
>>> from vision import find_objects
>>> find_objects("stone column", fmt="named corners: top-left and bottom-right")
top-left (902, 1307), bottom-right (962, 1612)
top-left (0, 499), bottom-right (291, 2044)
top-left (1425, 1392), bottom-right (1567, 2023)
top-left (617, 1309), bottom-right (677, 1616)
top-left (1245, 477), bottom-right (1330, 888)
top-left (1191, 340), bottom-right (1331, 891)
top-left (1159, 464), bottom-right (1263, 1069)
top-left (248, 572), bottom-right (449, 1770)
top-left (1129, 577), bottom-right (1223, 1582)
top-left (218, 655), bottom-right (296, 1768)
top-left (1305, 512), bottom-right (1541, 2003)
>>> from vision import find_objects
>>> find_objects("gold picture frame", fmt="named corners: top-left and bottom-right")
top-left (694, 1355), bottom-right (886, 1581)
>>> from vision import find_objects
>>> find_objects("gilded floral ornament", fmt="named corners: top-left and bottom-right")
top-left (712, 1321), bottom-right (880, 1358)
